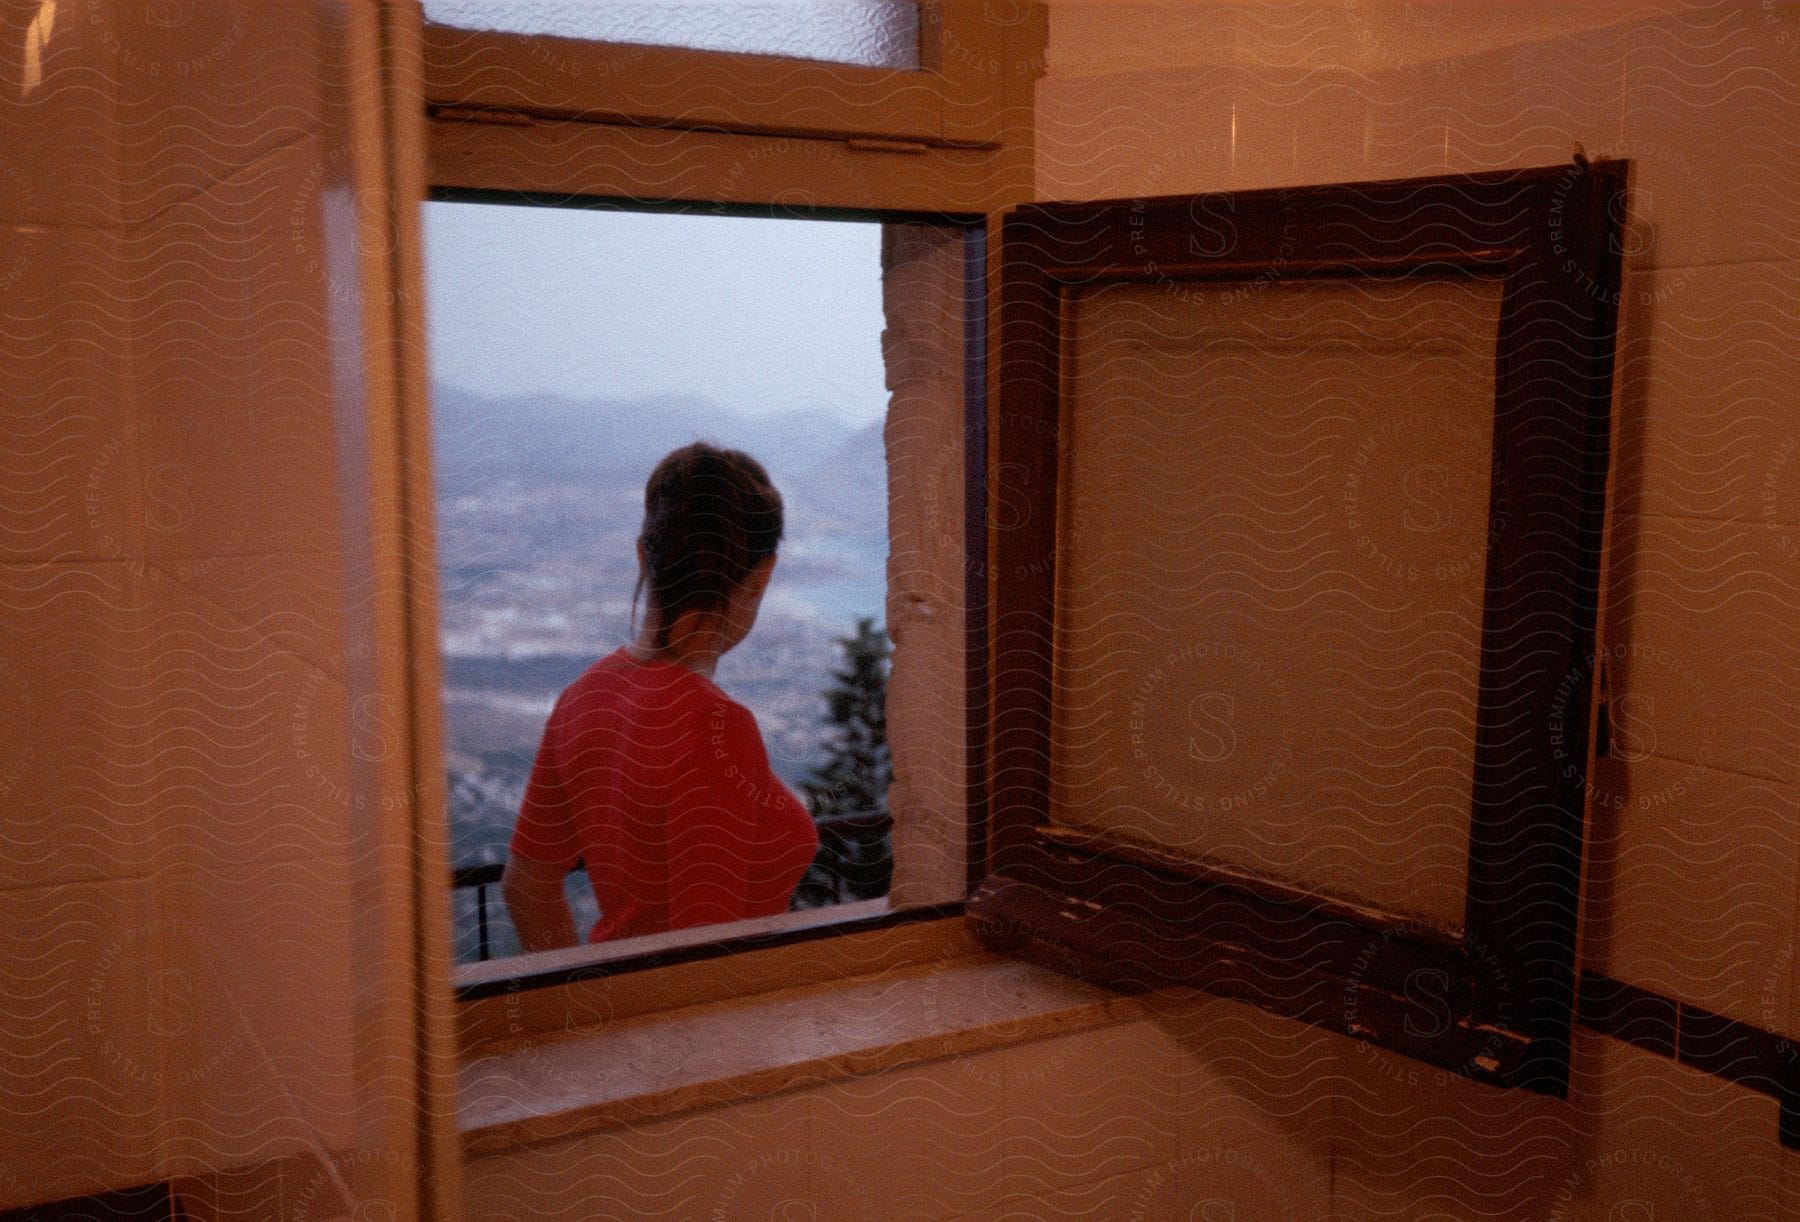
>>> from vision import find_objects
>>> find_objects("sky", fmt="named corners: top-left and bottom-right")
top-left (422, 201), bottom-right (889, 427)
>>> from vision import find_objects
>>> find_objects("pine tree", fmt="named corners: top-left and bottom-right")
top-left (793, 617), bottom-right (893, 906)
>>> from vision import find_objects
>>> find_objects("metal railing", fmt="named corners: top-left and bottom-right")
top-left (451, 810), bottom-right (893, 962)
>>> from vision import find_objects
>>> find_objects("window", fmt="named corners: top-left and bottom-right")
top-left (971, 161), bottom-right (1629, 1095)
top-left (419, 0), bottom-right (1040, 1008)
top-left (428, 200), bottom-right (960, 966)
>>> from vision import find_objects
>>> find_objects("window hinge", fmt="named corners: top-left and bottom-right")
top-left (844, 137), bottom-right (930, 155)
top-left (428, 104), bottom-right (537, 127)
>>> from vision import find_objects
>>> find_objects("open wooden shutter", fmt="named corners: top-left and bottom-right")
top-left (972, 160), bottom-right (1628, 1095)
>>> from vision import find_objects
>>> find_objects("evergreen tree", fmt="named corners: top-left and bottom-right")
top-left (793, 617), bottom-right (893, 907)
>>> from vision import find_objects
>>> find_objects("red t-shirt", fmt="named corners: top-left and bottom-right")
top-left (509, 647), bottom-right (821, 943)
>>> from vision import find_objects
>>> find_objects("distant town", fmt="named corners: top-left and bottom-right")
top-left (432, 384), bottom-right (888, 959)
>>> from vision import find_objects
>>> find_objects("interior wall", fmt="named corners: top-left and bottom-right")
top-left (0, 1), bottom-right (443, 1214)
top-left (1024, 1), bottom-right (1800, 1217)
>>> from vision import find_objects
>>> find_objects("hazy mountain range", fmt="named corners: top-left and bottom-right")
top-left (432, 383), bottom-right (886, 519)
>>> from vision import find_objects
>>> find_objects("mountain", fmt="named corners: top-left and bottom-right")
top-left (430, 383), bottom-right (862, 485)
top-left (792, 417), bottom-right (888, 535)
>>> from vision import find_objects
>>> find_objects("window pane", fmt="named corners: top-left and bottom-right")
top-left (422, 0), bottom-right (921, 70)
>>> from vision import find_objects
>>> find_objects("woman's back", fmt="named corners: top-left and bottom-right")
top-left (509, 646), bottom-right (820, 943)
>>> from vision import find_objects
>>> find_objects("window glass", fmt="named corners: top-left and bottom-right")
top-left (422, 0), bottom-right (922, 70)
top-left (425, 202), bottom-right (893, 963)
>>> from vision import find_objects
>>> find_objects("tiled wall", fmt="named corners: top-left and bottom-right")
top-left (0, 0), bottom-right (368, 1208)
top-left (1023, 3), bottom-right (1799, 1217)
top-left (466, 990), bottom-right (1800, 1219)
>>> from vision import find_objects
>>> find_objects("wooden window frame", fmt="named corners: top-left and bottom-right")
top-left (415, 2), bottom-right (1044, 1022)
top-left (420, 3), bottom-right (1039, 217)
top-left (968, 161), bottom-right (1629, 1096)
top-left (415, 5), bottom-right (1043, 1022)
top-left (421, 1), bottom-right (1012, 147)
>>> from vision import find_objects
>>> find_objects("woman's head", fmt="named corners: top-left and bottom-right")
top-left (632, 441), bottom-right (784, 653)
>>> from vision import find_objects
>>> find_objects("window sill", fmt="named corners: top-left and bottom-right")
top-left (454, 896), bottom-right (897, 995)
top-left (458, 949), bottom-right (1145, 1156)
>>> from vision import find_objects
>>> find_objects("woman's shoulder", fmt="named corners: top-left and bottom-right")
top-left (556, 647), bottom-right (737, 721)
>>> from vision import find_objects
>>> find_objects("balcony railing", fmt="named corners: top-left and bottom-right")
top-left (451, 810), bottom-right (893, 962)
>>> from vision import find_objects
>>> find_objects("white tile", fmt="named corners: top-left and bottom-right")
top-left (1146, 989), bottom-right (1338, 1153)
top-left (111, 0), bottom-right (328, 223)
top-left (1603, 515), bottom-right (1800, 783)
top-left (998, 1020), bottom-right (1187, 1201)
top-left (1327, 1022), bottom-right (1585, 1220)
top-left (1228, 64), bottom-right (1373, 191)
top-left (1584, 755), bottom-right (1798, 1031)
top-left (1611, 260), bottom-right (1800, 524)
top-left (0, 561), bottom-right (153, 889)
top-left (1172, 1141), bottom-right (1328, 1222)
top-left (1366, 24), bottom-right (1625, 183)
top-left (157, 856), bottom-right (358, 1173)
top-left (1231, 3), bottom-right (1362, 74)
top-left (131, 139), bottom-right (345, 563)
top-left (811, 1058), bottom-right (1009, 1219)
top-left (1035, 64), bottom-right (1237, 200)
top-left (990, 1150), bottom-right (1326, 1222)
top-left (0, 3), bottom-right (124, 225)
top-left (1374, 45), bottom-right (1543, 180)
top-left (284, 1145), bottom-right (422, 1222)
top-left (462, 1090), bottom-right (816, 1221)
top-left (0, 225), bottom-right (139, 564)
top-left (1788, 1156), bottom-right (1800, 1222)
top-left (1620, 6), bottom-right (1800, 268)
top-left (1497, 24), bottom-right (1628, 169)
top-left (0, 878), bottom-right (164, 1211)
top-left (1553, 1032), bottom-right (1787, 1220)
top-left (1365, 55), bottom-right (1463, 180)
top-left (170, 1155), bottom-right (293, 1222)
top-left (142, 565), bottom-right (354, 873)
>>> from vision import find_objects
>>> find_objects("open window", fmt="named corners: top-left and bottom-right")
top-left (427, 200), bottom-right (963, 965)
top-left (968, 161), bottom-right (1628, 1095)
top-left (417, 2), bottom-right (1041, 1003)
top-left (424, 192), bottom-right (993, 990)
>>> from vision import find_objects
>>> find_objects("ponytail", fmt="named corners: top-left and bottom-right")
top-left (631, 441), bottom-right (784, 649)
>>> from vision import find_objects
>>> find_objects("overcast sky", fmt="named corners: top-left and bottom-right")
top-left (423, 201), bottom-right (888, 426)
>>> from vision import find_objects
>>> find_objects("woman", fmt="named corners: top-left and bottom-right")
top-left (502, 441), bottom-right (821, 952)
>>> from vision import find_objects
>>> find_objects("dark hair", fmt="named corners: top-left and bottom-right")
top-left (631, 441), bottom-right (784, 650)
